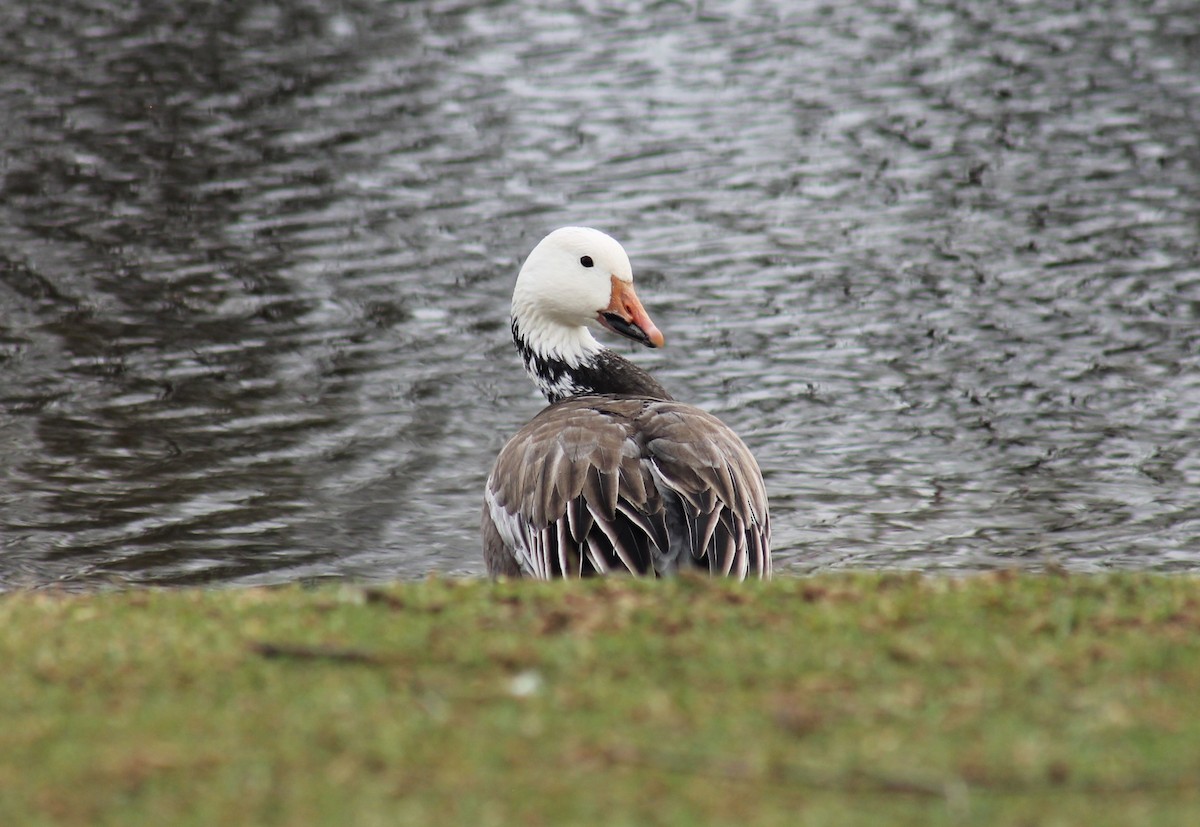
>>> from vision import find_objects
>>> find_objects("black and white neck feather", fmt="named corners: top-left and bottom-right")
top-left (511, 316), bottom-right (671, 404)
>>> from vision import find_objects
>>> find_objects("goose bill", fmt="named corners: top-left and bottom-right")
top-left (597, 276), bottom-right (665, 348)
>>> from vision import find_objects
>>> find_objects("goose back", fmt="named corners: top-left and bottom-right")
top-left (483, 395), bottom-right (771, 578)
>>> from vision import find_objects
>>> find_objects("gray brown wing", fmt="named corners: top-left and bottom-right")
top-left (483, 396), bottom-right (771, 579)
top-left (483, 397), bottom-right (666, 577)
top-left (637, 402), bottom-right (772, 578)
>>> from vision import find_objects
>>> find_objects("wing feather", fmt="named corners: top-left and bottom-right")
top-left (584, 538), bottom-right (610, 574)
top-left (566, 497), bottom-right (593, 545)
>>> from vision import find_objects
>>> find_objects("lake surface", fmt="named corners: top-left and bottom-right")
top-left (2, 0), bottom-right (1199, 588)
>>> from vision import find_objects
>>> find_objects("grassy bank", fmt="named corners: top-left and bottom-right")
top-left (2, 573), bottom-right (1199, 826)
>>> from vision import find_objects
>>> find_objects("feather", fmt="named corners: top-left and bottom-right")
top-left (590, 506), bottom-right (644, 575)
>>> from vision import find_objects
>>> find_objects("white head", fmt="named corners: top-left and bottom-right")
top-left (511, 227), bottom-right (664, 366)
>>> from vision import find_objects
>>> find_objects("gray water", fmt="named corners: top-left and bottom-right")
top-left (2, 0), bottom-right (1199, 588)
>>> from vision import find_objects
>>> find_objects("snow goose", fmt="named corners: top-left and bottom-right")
top-left (482, 227), bottom-right (771, 579)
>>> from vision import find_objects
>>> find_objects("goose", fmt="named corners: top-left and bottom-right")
top-left (482, 227), bottom-right (771, 579)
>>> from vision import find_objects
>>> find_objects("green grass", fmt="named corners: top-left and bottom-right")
top-left (3, 573), bottom-right (1199, 826)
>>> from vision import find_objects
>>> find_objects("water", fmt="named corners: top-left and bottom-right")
top-left (2, 0), bottom-right (1198, 588)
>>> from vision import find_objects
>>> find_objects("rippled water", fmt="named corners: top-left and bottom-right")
top-left (2, 0), bottom-right (1199, 588)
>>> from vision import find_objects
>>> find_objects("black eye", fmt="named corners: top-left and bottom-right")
top-left (580, 256), bottom-right (594, 268)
